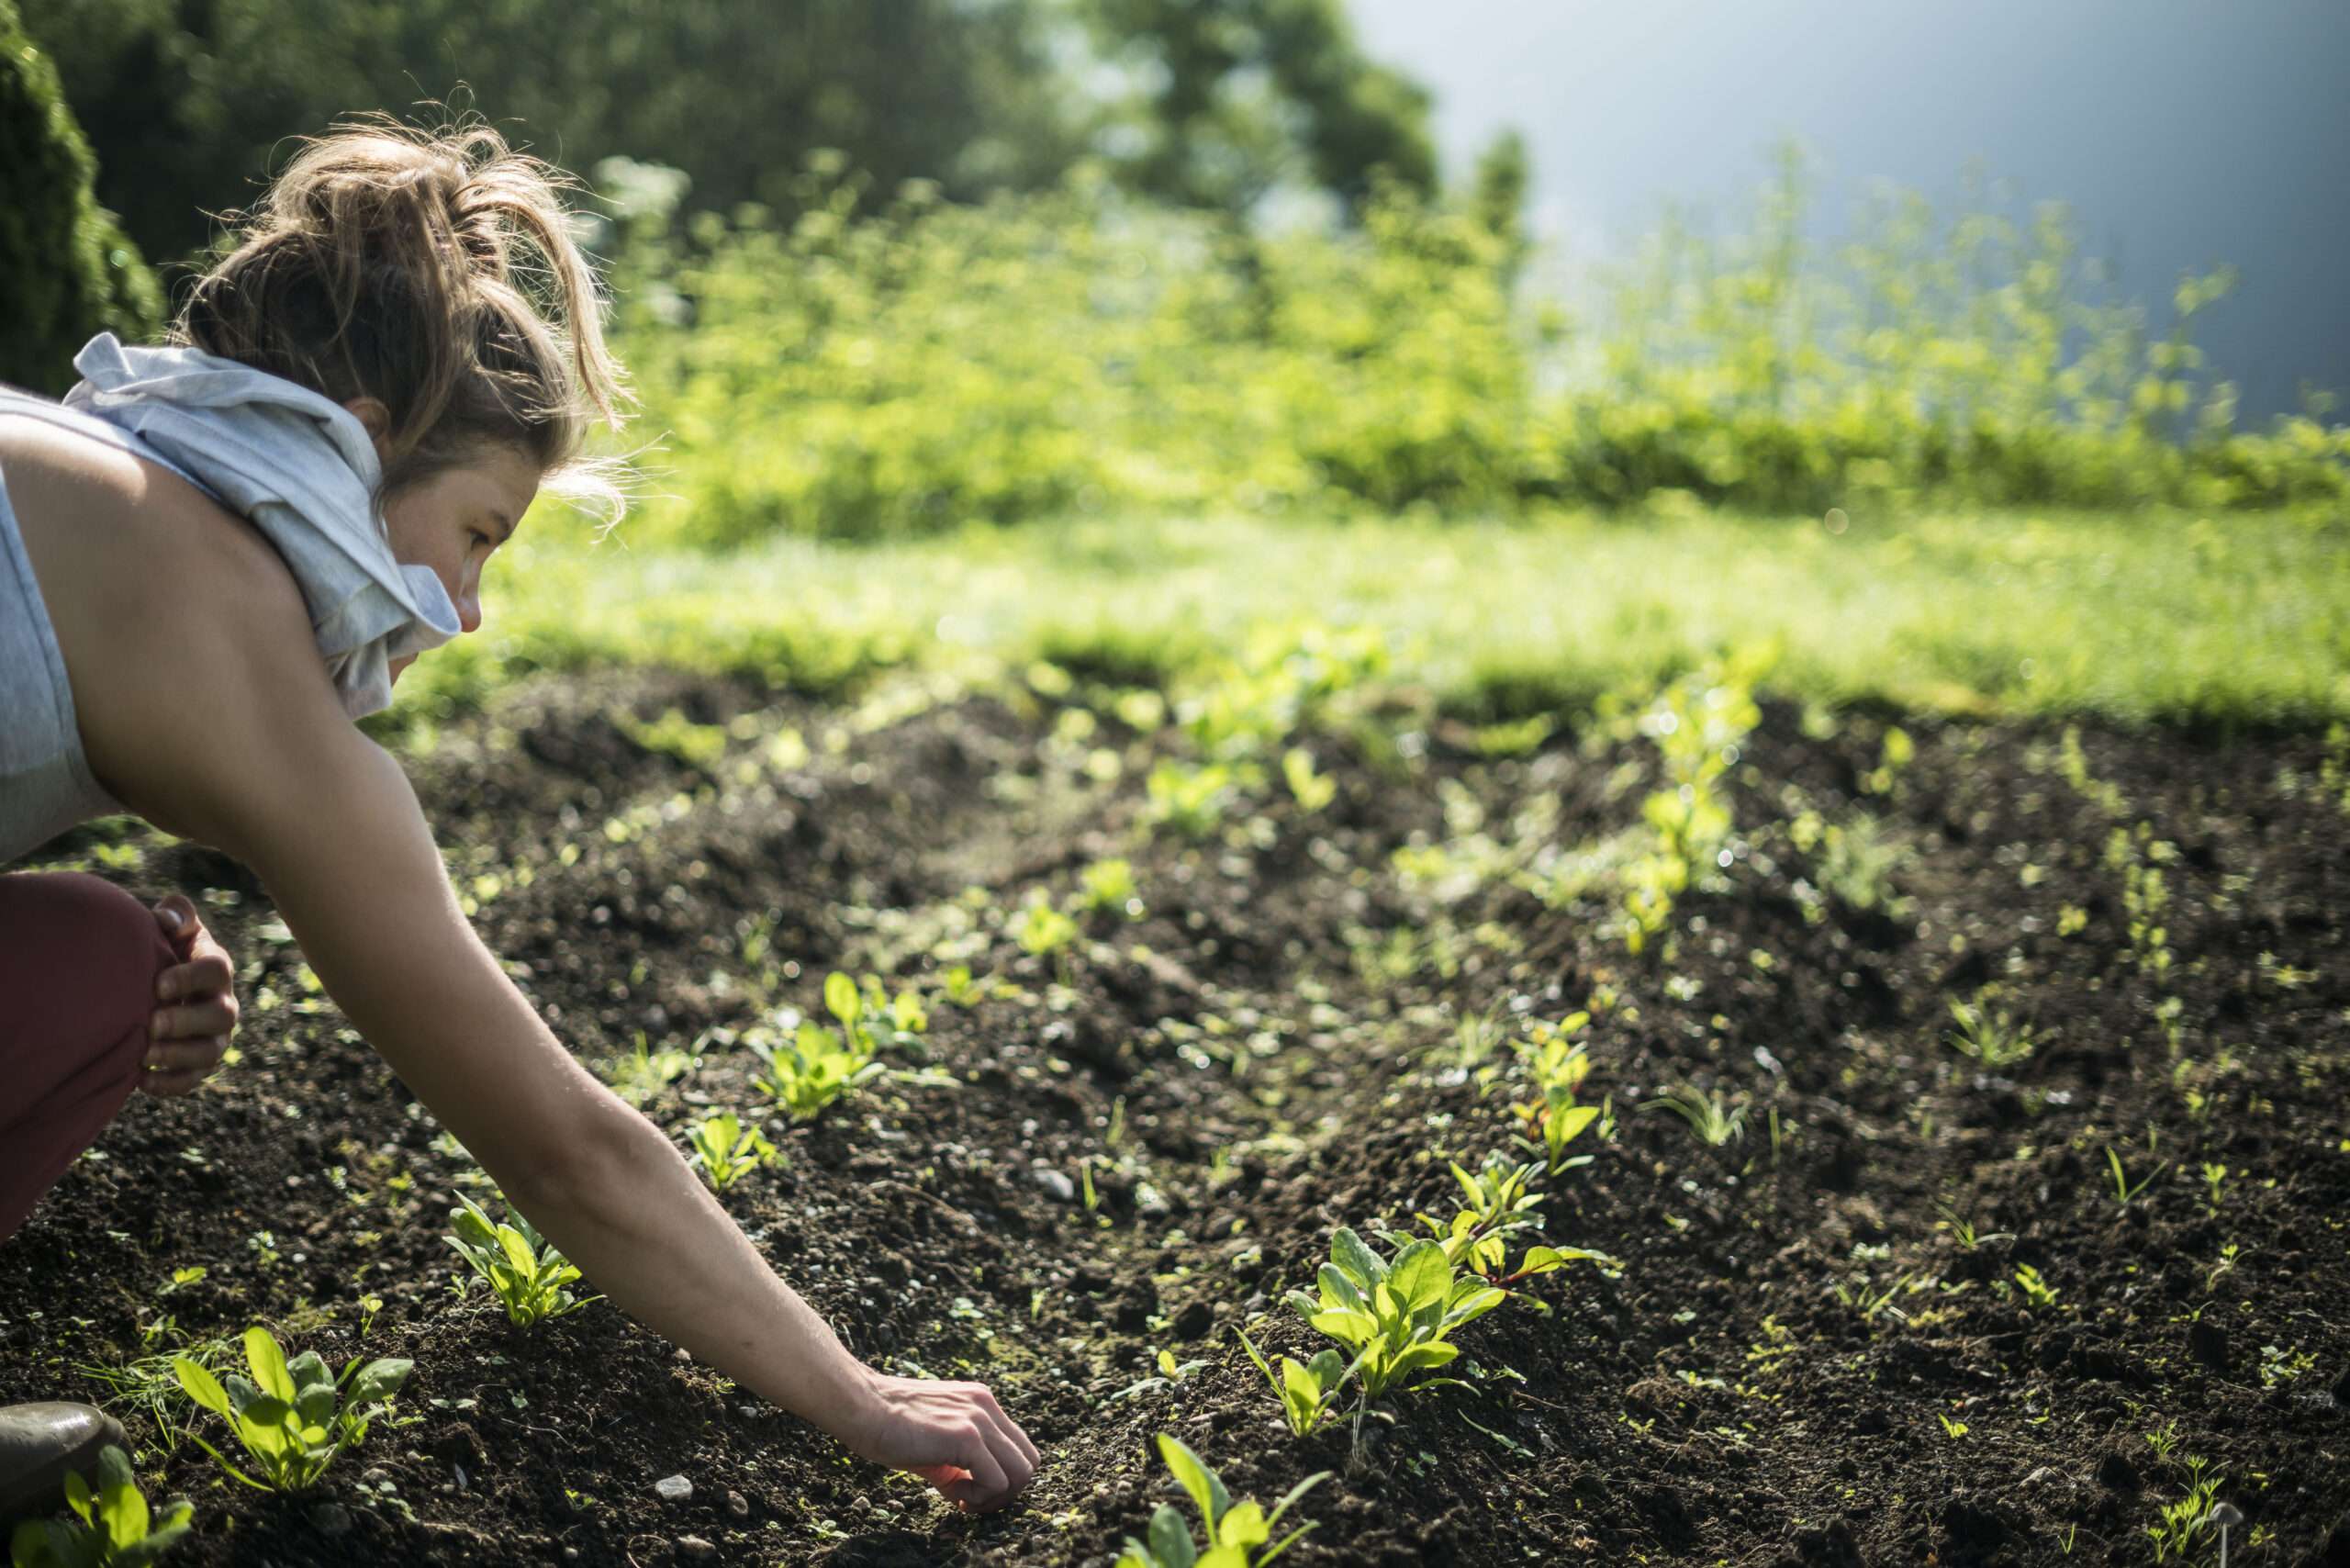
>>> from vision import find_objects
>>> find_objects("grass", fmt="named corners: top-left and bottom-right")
top-left (382, 500), bottom-right (2350, 739)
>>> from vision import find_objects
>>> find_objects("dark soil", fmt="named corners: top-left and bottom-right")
top-left (6, 666), bottom-right (2346, 1567)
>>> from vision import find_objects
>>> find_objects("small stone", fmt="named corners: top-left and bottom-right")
top-left (563, 1549), bottom-right (580, 1562)
top-left (309, 1501), bottom-right (353, 1537)
top-left (360, 1467), bottom-right (392, 1486)
top-left (676, 1535), bottom-right (717, 1560)
top-left (1033, 1168), bottom-right (1076, 1203)
top-left (2022, 1467), bottom-right (2060, 1488)
top-left (1172, 1300), bottom-right (1214, 1340)
top-left (672, 1346), bottom-right (694, 1364)
top-left (725, 1489), bottom-right (751, 1519)
top-left (655, 1474), bottom-right (694, 1504)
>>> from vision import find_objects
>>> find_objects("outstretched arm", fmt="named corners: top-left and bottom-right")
top-left (73, 521), bottom-right (1035, 1511)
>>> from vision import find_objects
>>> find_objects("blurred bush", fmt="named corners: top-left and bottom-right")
top-left (600, 146), bottom-right (2347, 544)
top-left (0, 0), bottom-right (162, 395)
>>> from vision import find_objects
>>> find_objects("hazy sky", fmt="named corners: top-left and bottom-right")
top-left (1348, 0), bottom-right (2349, 420)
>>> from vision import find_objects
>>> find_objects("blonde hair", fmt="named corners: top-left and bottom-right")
top-left (172, 113), bottom-right (633, 523)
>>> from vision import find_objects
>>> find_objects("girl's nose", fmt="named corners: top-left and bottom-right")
top-left (458, 591), bottom-right (484, 636)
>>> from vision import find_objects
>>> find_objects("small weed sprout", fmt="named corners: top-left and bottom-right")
top-left (1642, 1085), bottom-right (1746, 1148)
top-left (7, 1444), bottom-right (193, 1567)
top-left (2013, 1264), bottom-right (2061, 1311)
top-left (603, 1031), bottom-right (696, 1106)
top-left (1113, 1433), bottom-right (1328, 1568)
top-left (2144, 1457), bottom-right (2224, 1563)
top-left (172, 1327), bottom-right (410, 1492)
top-left (445, 1193), bottom-right (600, 1327)
top-left (1947, 992), bottom-right (2037, 1070)
top-left (2106, 1148), bottom-right (2169, 1210)
top-left (684, 1110), bottom-right (779, 1192)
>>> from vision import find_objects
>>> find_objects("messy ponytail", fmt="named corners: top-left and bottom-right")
top-left (172, 113), bottom-right (633, 523)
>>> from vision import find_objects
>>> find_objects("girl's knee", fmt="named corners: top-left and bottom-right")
top-left (0, 871), bottom-right (175, 1043)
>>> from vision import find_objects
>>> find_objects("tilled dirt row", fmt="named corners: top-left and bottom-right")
top-left (4, 667), bottom-right (2346, 1568)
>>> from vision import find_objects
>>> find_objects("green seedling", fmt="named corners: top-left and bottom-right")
top-left (2106, 1148), bottom-right (2168, 1209)
top-left (1110, 1348), bottom-right (1209, 1403)
top-left (684, 1110), bottom-right (779, 1192)
top-left (1235, 1328), bottom-right (1347, 1438)
top-left (7, 1445), bottom-right (192, 1567)
top-left (1285, 1227), bottom-right (1508, 1406)
top-left (1405, 1154), bottom-right (1598, 1282)
top-left (1017, 895), bottom-right (1080, 957)
top-left (171, 1327), bottom-right (409, 1492)
top-left (1932, 1202), bottom-right (2015, 1251)
top-left (2014, 1263), bottom-right (2061, 1311)
top-left (1146, 760), bottom-right (1240, 840)
top-left (1642, 1086), bottom-right (1745, 1148)
top-left (1113, 1433), bottom-right (1327, 1568)
top-left (1281, 747), bottom-right (1336, 812)
top-left (750, 973), bottom-right (889, 1121)
top-left (445, 1193), bottom-right (599, 1327)
top-left (2145, 1458), bottom-right (2224, 1563)
top-left (1076, 857), bottom-right (1144, 919)
top-left (2199, 1162), bottom-right (2227, 1212)
top-left (1946, 992), bottom-right (2037, 1070)
top-left (604, 1031), bottom-right (695, 1106)
top-left (1513, 1089), bottom-right (1602, 1176)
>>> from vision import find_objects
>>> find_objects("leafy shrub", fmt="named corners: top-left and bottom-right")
top-left (600, 145), bottom-right (2344, 544)
top-left (7, 1446), bottom-right (190, 1567)
top-left (171, 1328), bottom-right (409, 1492)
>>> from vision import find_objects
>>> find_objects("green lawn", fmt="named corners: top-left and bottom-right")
top-left (392, 502), bottom-right (2350, 734)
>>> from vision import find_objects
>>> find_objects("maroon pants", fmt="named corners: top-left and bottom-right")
top-left (0, 872), bottom-right (174, 1240)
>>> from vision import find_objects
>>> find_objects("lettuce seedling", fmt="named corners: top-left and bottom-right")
top-left (684, 1109), bottom-right (778, 1191)
top-left (1114, 1433), bottom-right (1327, 1568)
top-left (445, 1193), bottom-right (600, 1327)
top-left (7, 1445), bottom-right (192, 1567)
top-left (1017, 895), bottom-right (1080, 958)
top-left (750, 973), bottom-right (888, 1120)
top-left (171, 1328), bottom-right (409, 1492)
top-left (1235, 1328), bottom-right (1346, 1438)
top-left (1284, 1227), bottom-right (1505, 1402)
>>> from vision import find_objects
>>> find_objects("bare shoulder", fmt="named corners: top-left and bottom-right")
top-left (0, 411), bottom-right (353, 848)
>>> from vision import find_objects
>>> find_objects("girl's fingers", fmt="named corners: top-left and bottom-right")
top-left (144, 1038), bottom-right (227, 1075)
top-left (157, 954), bottom-right (232, 1002)
top-left (137, 1067), bottom-right (211, 1098)
top-left (972, 1385), bottom-right (1041, 1470)
top-left (153, 996), bottom-right (238, 1042)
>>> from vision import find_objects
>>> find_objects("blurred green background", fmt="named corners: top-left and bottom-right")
top-left (7, 0), bottom-right (2346, 730)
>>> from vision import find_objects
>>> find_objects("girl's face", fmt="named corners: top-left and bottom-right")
top-left (380, 446), bottom-right (540, 688)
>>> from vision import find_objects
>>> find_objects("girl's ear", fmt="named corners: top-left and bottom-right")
top-left (340, 395), bottom-right (394, 466)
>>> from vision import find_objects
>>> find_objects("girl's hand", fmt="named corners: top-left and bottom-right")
top-left (142, 893), bottom-right (239, 1097)
top-left (835, 1366), bottom-right (1040, 1514)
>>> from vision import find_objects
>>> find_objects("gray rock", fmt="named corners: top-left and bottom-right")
top-left (725, 1489), bottom-right (751, 1519)
top-left (1033, 1168), bottom-right (1077, 1203)
top-left (676, 1537), bottom-right (717, 1561)
top-left (654, 1474), bottom-right (693, 1504)
top-left (309, 1502), bottom-right (353, 1537)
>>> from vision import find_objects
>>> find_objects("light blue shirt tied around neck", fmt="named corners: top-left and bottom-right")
top-left (62, 331), bottom-right (463, 722)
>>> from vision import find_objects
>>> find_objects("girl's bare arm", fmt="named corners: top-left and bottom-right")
top-left (60, 473), bottom-right (1036, 1510)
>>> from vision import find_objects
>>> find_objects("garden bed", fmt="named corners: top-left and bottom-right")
top-left (6, 663), bottom-right (2345, 1567)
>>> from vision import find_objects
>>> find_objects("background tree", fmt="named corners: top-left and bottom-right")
top-left (1074, 0), bottom-right (1436, 217)
top-left (0, 0), bottom-right (162, 393)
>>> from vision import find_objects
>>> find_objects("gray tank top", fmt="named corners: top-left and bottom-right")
top-left (0, 386), bottom-right (214, 864)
